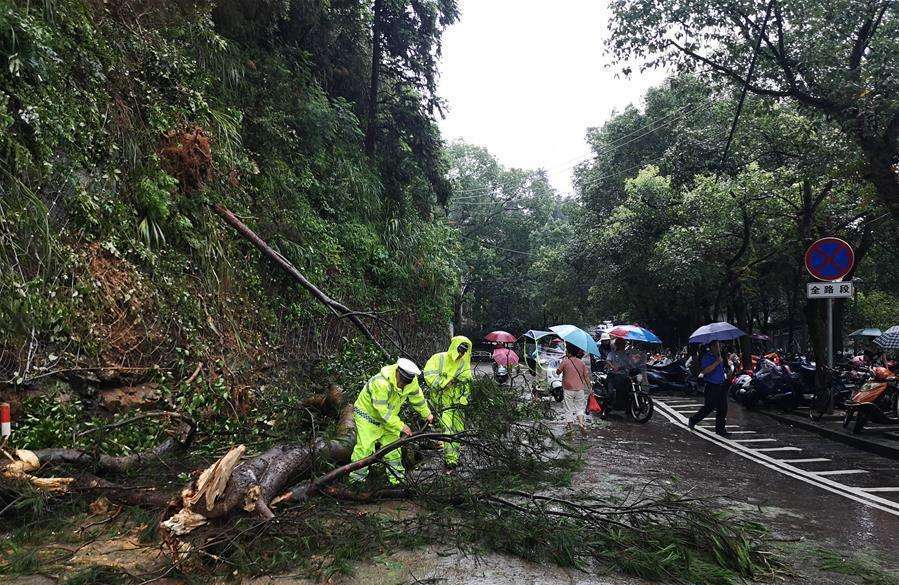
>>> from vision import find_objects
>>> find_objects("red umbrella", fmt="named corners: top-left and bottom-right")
top-left (484, 330), bottom-right (517, 343)
top-left (492, 348), bottom-right (520, 366)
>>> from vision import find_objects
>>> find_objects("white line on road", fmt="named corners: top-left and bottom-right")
top-left (698, 424), bottom-right (740, 428)
top-left (654, 400), bottom-right (899, 517)
top-left (733, 438), bottom-right (777, 443)
top-left (671, 404), bottom-right (704, 408)
top-left (728, 430), bottom-right (758, 434)
top-left (815, 470), bottom-right (868, 476)
top-left (781, 458), bottom-right (831, 463)
top-left (754, 447), bottom-right (802, 452)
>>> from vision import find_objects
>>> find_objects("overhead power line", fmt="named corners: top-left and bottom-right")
top-left (449, 101), bottom-right (703, 199)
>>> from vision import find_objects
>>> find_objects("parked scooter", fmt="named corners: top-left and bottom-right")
top-left (592, 369), bottom-right (654, 423)
top-left (729, 371), bottom-right (754, 400)
top-left (645, 357), bottom-right (698, 394)
top-left (843, 367), bottom-right (899, 434)
top-left (739, 358), bottom-right (801, 411)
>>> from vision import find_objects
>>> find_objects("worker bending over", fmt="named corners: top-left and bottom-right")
top-left (424, 336), bottom-right (472, 469)
top-left (350, 358), bottom-right (433, 485)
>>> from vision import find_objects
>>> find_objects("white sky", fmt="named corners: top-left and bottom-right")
top-left (438, 0), bottom-right (667, 195)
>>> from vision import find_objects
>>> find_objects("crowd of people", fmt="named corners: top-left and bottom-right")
top-left (348, 332), bottom-right (750, 486)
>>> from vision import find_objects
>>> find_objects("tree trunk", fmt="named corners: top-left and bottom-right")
top-left (364, 0), bottom-right (383, 157)
top-left (804, 298), bottom-right (827, 387)
top-left (862, 144), bottom-right (899, 219)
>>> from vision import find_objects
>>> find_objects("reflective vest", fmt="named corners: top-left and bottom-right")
top-left (354, 364), bottom-right (431, 434)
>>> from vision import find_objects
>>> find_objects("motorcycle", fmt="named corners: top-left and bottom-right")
top-left (645, 357), bottom-right (698, 394)
top-left (788, 355), bottom-right (820, 406)
top-left (729, 371), bottom-right (754, 401)
top-left (843, 367), bottom-right (899, 434)
top-left (739, 358), bottom-right (801, 411)
top-left (592, 368), bottom-right (654, 423)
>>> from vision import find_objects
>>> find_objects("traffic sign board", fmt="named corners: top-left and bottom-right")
top-left (805, 237), bottom-right (854, 281)
top-left (807, 282), bottom-right (854, 299)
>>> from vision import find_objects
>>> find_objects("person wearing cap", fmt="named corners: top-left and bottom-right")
top-left (423, 335), bottom-right (473, 468)
top-left (349, 358), bottom-right (434, 485)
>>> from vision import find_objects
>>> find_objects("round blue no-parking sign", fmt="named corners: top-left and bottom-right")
top-left (804, 237), bottom-right (854, 281)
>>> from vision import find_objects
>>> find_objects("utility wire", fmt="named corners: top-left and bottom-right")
top-left (449, 102), bottom-right (701, 198)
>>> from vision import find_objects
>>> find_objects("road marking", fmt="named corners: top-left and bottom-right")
top-left (728, 430), bottom-right (757, 434)
top-left (654, 400), bottom-right (899, 517)
top-left (815, 469), bottom-right (868, 476)
top-left (671, 403), bottom-right (704, 408)
top-left (755, 447), bottom-right (802, 452)
top-left (733, 438), bottom-right (777, 443)
top-left (781, 458), bottom-right (831, 463)
top-left (699, 424), bottom-right (740, 428)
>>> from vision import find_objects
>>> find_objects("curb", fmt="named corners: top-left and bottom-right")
top-left (763, 411), bottom-right (899, 461)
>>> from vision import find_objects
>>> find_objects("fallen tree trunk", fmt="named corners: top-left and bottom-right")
top-left (31, 415), bottom-right (196, 473)
top-left (212, 203), bottom-right (390, 359)
top-left (163, 403), bottom-right (358, 532)
top-left (274, 430), bottom-right (460, 505)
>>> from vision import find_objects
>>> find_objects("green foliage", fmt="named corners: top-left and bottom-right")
top-left (14, 392), bottom-right (166, 455)
top-left (59, 566), bottom-right (132, 585)
top-left (814, 548), bottom-right (899, 585)
top-left (570, 74), bottom-right (895, 346)
top-left (852, 290), bottom-right (899, 330)
top-left (0, 0), bottom-right (459, 388)
top-left (606, 0), bottom-right (899, 214)
top-left (446, 141), bottom-right (588, 334)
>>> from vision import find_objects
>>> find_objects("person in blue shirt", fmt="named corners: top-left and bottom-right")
top-left (688, 341), bottom-right (730, 437)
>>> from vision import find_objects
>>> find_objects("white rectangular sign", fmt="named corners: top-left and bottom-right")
top-left (807, 282), bottom-right (853, 299)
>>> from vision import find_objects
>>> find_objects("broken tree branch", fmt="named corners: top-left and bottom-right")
top-left (212, 203), bottom-right (390, 358)
top-left (31, 417), bottom-right (196, 473)
top-left (275, 430), bottom-right (463, 506)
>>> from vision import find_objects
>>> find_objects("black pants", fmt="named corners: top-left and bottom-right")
top-left (689, 382), bottom-right (728, 433)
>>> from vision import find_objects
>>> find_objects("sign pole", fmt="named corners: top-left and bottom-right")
top-left (826, 298), bottom-right (834, 369)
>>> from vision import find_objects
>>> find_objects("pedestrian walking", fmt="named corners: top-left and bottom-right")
top-left (688, 341), bottom-right (729, 437)
top-left (557, 342), bottom-right (590, 436)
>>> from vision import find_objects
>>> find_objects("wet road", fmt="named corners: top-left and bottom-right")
top-left (559, 394), bottom-right (899, 558)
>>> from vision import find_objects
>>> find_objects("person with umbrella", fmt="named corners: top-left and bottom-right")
top-left (687, 322), bottom-right (746, 437)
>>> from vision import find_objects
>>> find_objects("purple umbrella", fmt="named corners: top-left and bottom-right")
top-left (689, 322), bottom-right (746, 344)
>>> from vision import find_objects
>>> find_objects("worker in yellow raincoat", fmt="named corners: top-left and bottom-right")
top-left (349, 358), bottom-right (433, 485)
top-left (423, 336), bottom-right (472, 468)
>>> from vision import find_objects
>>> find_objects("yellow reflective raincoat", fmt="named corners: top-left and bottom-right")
top-left (423, 336), bottom-right (472, 465)
top-left (350, 363), bottom-right (432, 485)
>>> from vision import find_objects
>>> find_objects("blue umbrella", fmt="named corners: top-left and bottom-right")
top-left (549, 325), bottom-right (601, 357)
top-left (608, 325), bottom-right (663, 344)
top-left (689, 322), bottom-right (746, 344)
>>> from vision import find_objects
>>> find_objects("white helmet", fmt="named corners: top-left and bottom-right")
top-left (600, 332), bottom-right (611, 341)
top-left (397, 358), bottom-right (421, 381)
